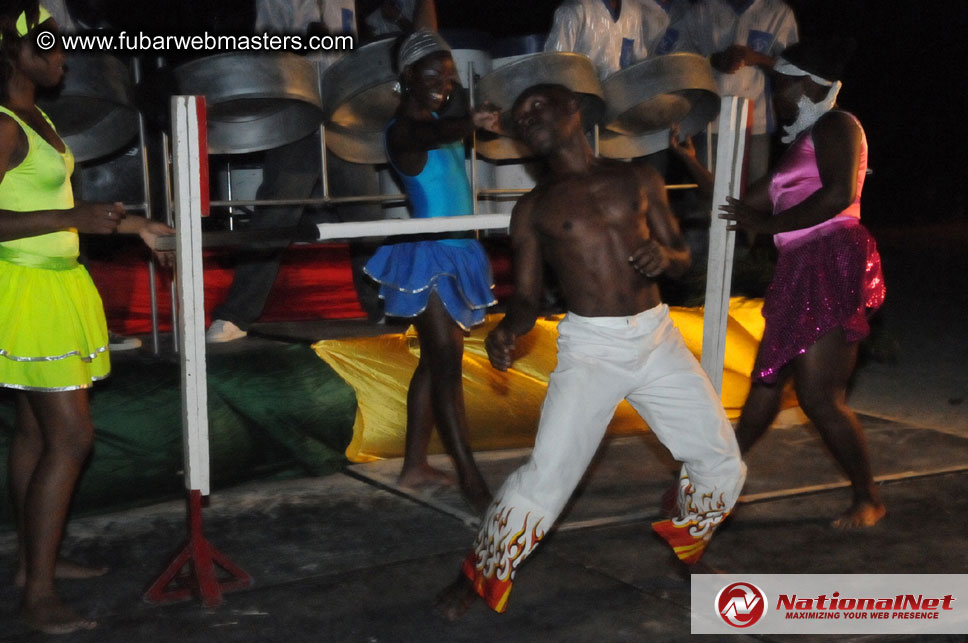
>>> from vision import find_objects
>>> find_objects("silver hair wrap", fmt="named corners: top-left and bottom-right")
top-left (397, 29), bottom-right (451, 70)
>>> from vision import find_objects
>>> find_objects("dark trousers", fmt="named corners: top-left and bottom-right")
top-left (212, 132), bottom-right (384, 328)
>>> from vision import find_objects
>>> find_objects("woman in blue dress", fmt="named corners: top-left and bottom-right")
top-left (365, 30), bottom-right (500, 512)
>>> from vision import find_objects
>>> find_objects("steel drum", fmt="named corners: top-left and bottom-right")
top-left (322, 123), bottom-right (386, 165)
top-left (75, 143), bottom-right (144, 203)
top-left (37, 54), bottom-right (139, 162)
top-left (174, 53), bottom-right (324, 155)
top-left (598, 129), bottom-right (670, 160)
top-left (451, 48), bottom-right (496, 213)
top-left (468, 52), bottom-right (533, 162)
top-left (602, 53), bottom-right (719, 137)
top-left (473, 52), bottom-right (605, 161)
top-left (319, 38), bottom-right (398, 164)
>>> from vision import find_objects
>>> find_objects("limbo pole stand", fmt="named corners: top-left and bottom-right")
top-left (700, 95), bottom-right (751, 394)
top-left (144, 95), bottom-right (253, 608)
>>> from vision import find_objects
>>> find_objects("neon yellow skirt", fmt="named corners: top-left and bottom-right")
top-left (0, 258), bottom-right (110, 391)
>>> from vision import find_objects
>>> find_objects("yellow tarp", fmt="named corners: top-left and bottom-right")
top-left (313, 297), bottom-right (795, 463)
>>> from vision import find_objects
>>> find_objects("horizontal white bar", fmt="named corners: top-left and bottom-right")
top-left (314, 213), bottom-right (512, 240)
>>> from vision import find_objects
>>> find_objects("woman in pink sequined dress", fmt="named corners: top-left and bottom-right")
top-left (720, 39), bottom-right (886, 528)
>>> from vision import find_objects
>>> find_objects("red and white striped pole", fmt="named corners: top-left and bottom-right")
top-left (144, 95), bottom-right (252, 608)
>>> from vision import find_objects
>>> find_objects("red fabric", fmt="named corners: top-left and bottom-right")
top-left (87, 239), bottom-right (513, 335)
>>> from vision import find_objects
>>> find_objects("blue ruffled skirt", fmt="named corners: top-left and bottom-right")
top-left (364, 239), bottom-right (495, 330)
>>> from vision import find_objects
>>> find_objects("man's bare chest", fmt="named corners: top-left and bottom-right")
top-left (533, 177), bottom-right (641, 238)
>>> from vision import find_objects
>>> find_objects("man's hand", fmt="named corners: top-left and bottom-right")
top-left (472, 101), bottom-right (503, 135)
top-left (71, 201), bottom-right (124, 235)
top-left (719, 196), bottom-right (775, 234)
top-left (629, 239), bottom-right (670, 278)
top-left (138, 220), bottom-right (176, 268)
top-left (668, 123), bottom-right (696, 161)
top-left (485, 325), bottom-right (517, 371)
top-left (711, 45), bottom-right (750, 73)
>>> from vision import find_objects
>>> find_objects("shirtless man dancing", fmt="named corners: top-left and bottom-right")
top-left (436, 84), bottom-right (746, 618)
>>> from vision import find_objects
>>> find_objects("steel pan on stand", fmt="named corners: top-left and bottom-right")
top-left (175, 52), bottom-right (329, 233)
top-left (38, 54), bottom-right (139, 162)
top-left (174, 53), bottom-right (325, 155)
top-left (40, 54), bottom-right (166, 351)
top-left (39, 52), bottom-right (146, 225)
top-left (321, 38), bottom-right (407, 217)
top-left (599, 53), bottom-right (719, 160)
top-left (451, 47), bottom-right (495, 215)
top-left (56, 54), bottom-right (141, 206)
top-left (318, 38), bottom-right (402, 221)
top-left (474, 51), bottom-right (605, 161)
top-left (319, 38), bottom-right (399, 165)
top-left (598, 129), bottom-right (671, 160)
top-left (74, 143), bottom-right (145, 205)
top-left (473, 51), bottom-right (605, 210)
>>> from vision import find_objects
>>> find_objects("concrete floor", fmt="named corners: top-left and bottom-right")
top-left (2, 421), bottom-right (967, 642)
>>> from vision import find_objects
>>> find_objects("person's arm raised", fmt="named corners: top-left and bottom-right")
top-left (389, 85), bottom-right (477, 153)
top-left (413, 0), bottom-right (438, 31)
top-left (669, 123), bottom-right (712, 198)
top-left (387, 93), bottom-right (500, 174)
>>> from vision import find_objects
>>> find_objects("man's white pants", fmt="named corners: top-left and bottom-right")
top-left (465, 304), bottom-right (746, 611)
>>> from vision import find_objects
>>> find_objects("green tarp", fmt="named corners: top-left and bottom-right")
top-left (0, 343), bottom-right (357, 522)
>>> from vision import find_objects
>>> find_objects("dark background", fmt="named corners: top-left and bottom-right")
top-left (435, 0), bottom-right (968, 226)
top-left (71, 0), bottom-right (968, 225)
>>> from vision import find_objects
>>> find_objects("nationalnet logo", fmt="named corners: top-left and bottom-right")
top-left (775, 591), bottom-right (955, 621)
top-left (716, 582), bottom-right (768, 627)
top-left (693, 575), bottom-right (968, 634)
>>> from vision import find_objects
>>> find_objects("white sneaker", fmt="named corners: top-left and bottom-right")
top-left (206, 319), bottom-right (247, 343)
top-left (108, 332), bottom-right (142, 351)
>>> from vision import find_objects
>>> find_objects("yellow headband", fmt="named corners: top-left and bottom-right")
top-left (4, 6), bottom-right (52, 40)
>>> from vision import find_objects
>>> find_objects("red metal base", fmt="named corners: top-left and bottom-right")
top-left (144, 490), bottom-right (253, 607)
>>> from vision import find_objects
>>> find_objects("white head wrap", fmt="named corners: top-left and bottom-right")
top-left (774, 56), bottom-right (835, 87)
top-left (774, 56), bottom-right (843, 143)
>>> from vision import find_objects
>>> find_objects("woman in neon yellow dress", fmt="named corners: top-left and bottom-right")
top-left (0, 3), bottom-right (173, 634)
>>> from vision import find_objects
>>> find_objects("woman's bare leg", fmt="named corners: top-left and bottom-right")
top-left (398, 359), bottom-right (456, 489)
top-left (412, 294), bottom-right (491, 512)
top-left (734, 361), bottom-right (792, 454)
top-left (793, 329), bottom-right (885, 528)
top-left (16, 389), bottom-right (98, 634)
top-left (11, 394), bottom-right (106, 588)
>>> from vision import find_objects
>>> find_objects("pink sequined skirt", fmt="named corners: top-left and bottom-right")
top-left (754, 221), bottom-right (885, 383)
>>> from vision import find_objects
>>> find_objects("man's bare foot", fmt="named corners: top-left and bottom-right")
top-left (397, 465), bottom-right (457, 491)
top-left (434, 574), bottom-right (480, 621)
top-left (831, 500), bottom-right (886, 529)
top-left (21, 595), bottom-right (97, 635)
top-left (15, 560), bottom-right (108, 587)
